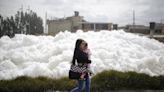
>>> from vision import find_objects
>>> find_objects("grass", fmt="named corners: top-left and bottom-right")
top-left (0, 76), bottom-right (76, 92)
top-left (91, 70), bottom-right (164, 92)
top-left (0, 70), bottom-right (164, 92)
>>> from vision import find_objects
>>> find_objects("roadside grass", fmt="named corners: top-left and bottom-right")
top-left (0, 70), bottom-right (164, 92)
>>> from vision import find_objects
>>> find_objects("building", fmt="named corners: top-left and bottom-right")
top-left (151, 23), bottom-right (164, 43)
top-left (81, 22), bottom-right (112, 32)
top-left (155, 23), bottom-right (164, 34)
top-left (123, 25), bottom-right (150, 34)
top-left (121, 23), bottom-right (164, 43)
top-left (47, 11), bottom-right (83, 35)
top-left (123, 23), bottom-right (164, 35)
top-left (47, 11), bottom-right (112, 35)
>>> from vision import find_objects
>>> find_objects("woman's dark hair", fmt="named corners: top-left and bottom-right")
top-left (71, 39), bottom-right (84, 65)
top-left (85, 43), bottom-right (88, 47)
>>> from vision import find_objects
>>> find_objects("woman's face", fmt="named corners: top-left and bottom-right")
top-left (79, 41), bottom-right (86, 50)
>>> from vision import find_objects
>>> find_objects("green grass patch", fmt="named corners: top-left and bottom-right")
top-left (0, 70), bottom-right (164, 92)
top-left (0, 76), bottom-right (76, 92)
top-left (91, 70), bottom-right (164, 92)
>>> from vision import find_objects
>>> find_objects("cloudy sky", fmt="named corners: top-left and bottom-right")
top-left (0, 0), bottom-right (164, 27)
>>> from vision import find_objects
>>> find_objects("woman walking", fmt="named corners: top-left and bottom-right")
top-left (70, 39), bottom-right (92, 92)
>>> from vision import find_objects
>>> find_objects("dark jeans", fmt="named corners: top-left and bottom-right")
top-left (70, 75), bottom-right (90, 92)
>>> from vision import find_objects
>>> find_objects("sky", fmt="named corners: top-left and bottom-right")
top-left (0, 0), bottom-right (164, 28)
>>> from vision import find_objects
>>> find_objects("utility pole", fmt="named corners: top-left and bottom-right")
top-left (45, 11), bottom-right (48, 34)
top-left (27, 5), bottom-right (30, 34)
top-left (20, 4), bottom-right (23, 34)
top-left (133, 10), bottom-right (135, 33)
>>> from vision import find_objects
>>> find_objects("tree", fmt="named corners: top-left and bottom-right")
top-left (0, 15), bottom-right (3, 37)
top-left (30, 11), bottom-right (43, 34)
top-left (14, 10), bottom-right (43, 35)
top-left (0, 8), bottom-right (44, 38)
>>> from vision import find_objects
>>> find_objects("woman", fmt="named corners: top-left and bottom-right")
top-left (70, 39), bottom-right (92, 92)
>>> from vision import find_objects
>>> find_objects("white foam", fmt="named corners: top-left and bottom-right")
top-left (0, 30), bottom-right (164, 80)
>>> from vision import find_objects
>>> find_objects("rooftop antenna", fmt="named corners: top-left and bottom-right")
top-left (19, 4), bottom-right (23, 12)
top-left (64, 13), bottom-right (66, 19)
top-left (27, 5), bottom-right (30, 12)
top-left (21, 4), bottom-right (23, 11)
top-left (160, 17), bottom-right (164, 24)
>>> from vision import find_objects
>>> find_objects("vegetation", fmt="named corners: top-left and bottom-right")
top-left (0, 70), bottom-right (164, 92)
top-left (0, 8), bottom-right (43, 38)
top-left (91, 70), bottom-right (164, 92)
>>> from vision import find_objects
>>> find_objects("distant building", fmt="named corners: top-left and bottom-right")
top-left (151, 23), bottom-right (164, 43)
top-left (47, 11), bottom-right (83, 35)
top-left (47, 11), bottom-right (112, 35)
top-left (155, 23), bottom-right (164, 34)
top-left (120, 23), bottom-right (164, 43)
top-left (122, 23), bottom-right (164, 35)
top-left (123, 25), bottom-right (149, 34)
top-left (81, 22), bottom-right (112, 32)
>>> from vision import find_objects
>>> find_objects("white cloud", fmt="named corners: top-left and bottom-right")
top-left (0, 0), bottom-right (164, 26)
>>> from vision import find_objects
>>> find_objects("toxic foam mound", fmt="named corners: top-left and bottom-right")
top-left (0, 30), bottom-right (164, 80)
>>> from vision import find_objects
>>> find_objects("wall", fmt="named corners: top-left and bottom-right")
top-left (48, 16), bottom-right (83, 35)
top-left (48, 20), bottom-right (72, 35)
